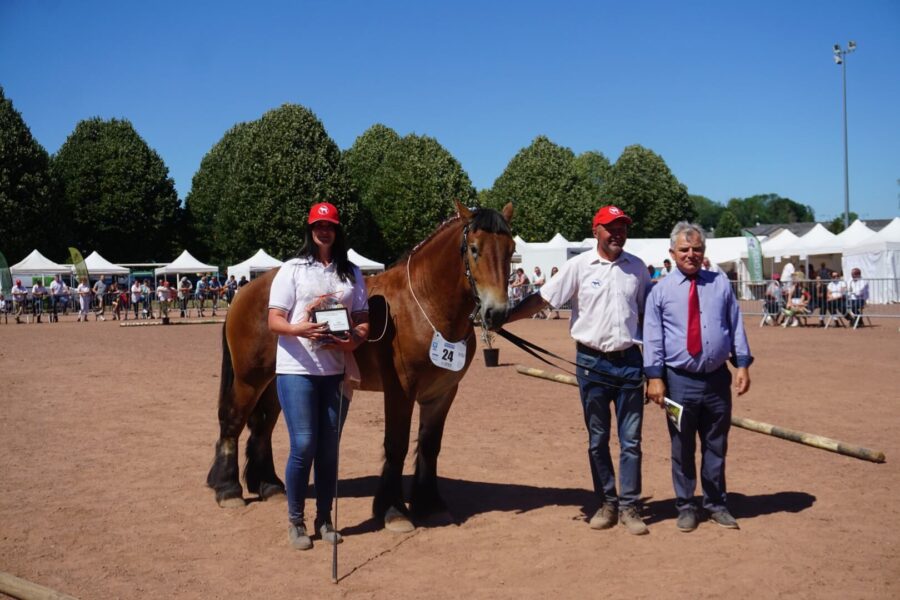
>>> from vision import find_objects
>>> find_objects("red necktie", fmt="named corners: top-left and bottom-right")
top-left (687, 275), bottom-right (702, 356)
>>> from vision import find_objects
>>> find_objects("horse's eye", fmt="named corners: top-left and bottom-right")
top-left (469, 245), bottom-right (478, 256)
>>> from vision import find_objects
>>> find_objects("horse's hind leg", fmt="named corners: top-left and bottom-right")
top-left (244, 380), bottom-right (285, 500)
top-left (410, 388), bottom-right (455, 518)
top-left (374, 383), bottom-right (415, 532)
top-left (207, 374), bottom-right (259, 508)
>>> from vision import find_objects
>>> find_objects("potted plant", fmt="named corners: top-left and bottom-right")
top-left (480, 325), bottom-right (500, 367)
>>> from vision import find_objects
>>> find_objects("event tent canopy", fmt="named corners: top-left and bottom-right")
top-left (834, 219), bottom-right (877, 250)
top-left (10, 250), bottom-right (71, 275)
top-left (83, 251), bottom-right (130, 275)
top-left (226, 249), bottom-right (283, 281)
top-left (154, 250), bottom-right (218, 276)
top-left (842, 217), bottom-right (900, 303)
top-left (781, 224), bottom-right (839, 257)
top-left (348, 248), bottom-right (385, 273)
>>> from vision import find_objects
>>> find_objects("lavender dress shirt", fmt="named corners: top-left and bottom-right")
top-left (643, 268), bottom-right (753, 379)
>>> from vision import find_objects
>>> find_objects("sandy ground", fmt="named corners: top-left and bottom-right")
top-left (1, 314), bottom-right (899, 599)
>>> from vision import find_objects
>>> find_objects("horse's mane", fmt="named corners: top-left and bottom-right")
top-left (389, 207), bottom-right (512, 269)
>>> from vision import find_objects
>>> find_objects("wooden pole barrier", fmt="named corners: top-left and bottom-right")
top-left (515, 364), bottom-right (886, 464)
top-left (0, 571), bottom-right (79, 600)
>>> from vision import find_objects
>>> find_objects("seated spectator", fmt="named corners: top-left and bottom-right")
top-left (847, 268), bottom-right (869, 318)
top-left (763, 274), bottom-right (783, 324)
top-left (826, 271), bottom-right (847, 317)
top-left (807, 273), bottom-right (827, 326)
top-left (782, 275), bottom-right (811, 327)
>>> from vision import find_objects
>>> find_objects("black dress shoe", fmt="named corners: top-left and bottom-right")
top-left (709, 510), bottom-right (740, 529)
top-left (676, 508), bottom-right (698, 532)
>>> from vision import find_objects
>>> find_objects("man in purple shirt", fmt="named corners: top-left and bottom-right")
top-left (644, 222), bottom-right (752, 533)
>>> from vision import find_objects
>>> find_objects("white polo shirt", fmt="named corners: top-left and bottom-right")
top-left (540, 247), bottom-right (651, 352)
top-left (269, 258), bottom-right (369, 376)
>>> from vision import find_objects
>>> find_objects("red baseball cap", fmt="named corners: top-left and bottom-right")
top-left (308, 202), bottom-right (340, 225)
top-left (592, 205), bottom-right (632, 228)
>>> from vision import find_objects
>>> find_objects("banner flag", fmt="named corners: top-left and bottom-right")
top-left (742, 230), bottom-right (764, 282)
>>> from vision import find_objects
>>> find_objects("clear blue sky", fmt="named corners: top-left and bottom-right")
top-left (2, 0), bottom-right (898, 222)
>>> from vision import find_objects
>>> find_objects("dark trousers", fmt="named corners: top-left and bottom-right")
top-left (664, 365), bottom-right (732, 513)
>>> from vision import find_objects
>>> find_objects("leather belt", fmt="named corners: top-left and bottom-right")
top-left (576, 342), bottom-right (632, 361)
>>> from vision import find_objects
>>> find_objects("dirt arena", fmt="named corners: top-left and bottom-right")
top-left (1, 313), bottom-right (898, 599)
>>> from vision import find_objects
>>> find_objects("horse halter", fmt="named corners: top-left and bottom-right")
top-left (459, 220), bottom-right (483, 322)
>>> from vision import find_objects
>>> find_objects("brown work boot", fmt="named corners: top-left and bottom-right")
top-left (619, 506), bottom-right (649, 535)
top-left (589, 504), bottom-right (618, 530)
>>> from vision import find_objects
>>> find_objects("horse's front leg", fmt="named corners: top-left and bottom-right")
top-left (410, 387), bottom-right (456, 519)
top-left (374, 382), bottom-right (416, 532)
top-left (244, 380), bottom-right (285, 500)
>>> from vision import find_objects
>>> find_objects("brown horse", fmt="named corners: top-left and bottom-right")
top-left (206, 201), bottom-right (515, 531)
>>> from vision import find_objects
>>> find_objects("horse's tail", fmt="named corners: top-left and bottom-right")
top-left (207, 320), bottom-right (235, 490)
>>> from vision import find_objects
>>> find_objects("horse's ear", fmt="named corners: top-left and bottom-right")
top-left (501, 202), bottom-right (514, 223)
top-left (455, 199), bottom-right (473, 220)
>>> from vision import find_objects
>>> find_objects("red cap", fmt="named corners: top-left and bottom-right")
top-left (593, 205), bottom-right (632, 228)
top-left (308, 202), bottom-right (340, 225)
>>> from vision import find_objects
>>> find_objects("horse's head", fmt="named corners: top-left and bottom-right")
top-left (456, 200), bottom-right (515, 330)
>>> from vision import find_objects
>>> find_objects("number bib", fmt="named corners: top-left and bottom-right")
top-left (429, 331), bottom-right (467, 372)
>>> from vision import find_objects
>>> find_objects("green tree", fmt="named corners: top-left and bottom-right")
top-left (185, 104), bottom-right (353, 265)
top-left (827, 212), bottom-right (859, 234)
top-left (690, 194), bottom-right (724, 231)
top-left (51, 117), bottom-right (181, 262)
top-left (573, 150), bottom-right (612, 200)
top-left (359, 133), bottom-right (476, 262)
top-left (600, 145), bottom-right (694, 237)
top-left (0, 86), bottom-right (61, 261)
top-left (726, 193), bottom-right (815, 227)
top-left (487, 136), bottom-right (595, 242)
top-left (714, 210), bottom-right (742, 237)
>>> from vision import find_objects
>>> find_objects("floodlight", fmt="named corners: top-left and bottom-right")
top-left (834, 55), bottom-right (843, 65)
top-left (833, 44), bottom-right (841, 53)
top-left (848, 41), bottom-right (856, 51)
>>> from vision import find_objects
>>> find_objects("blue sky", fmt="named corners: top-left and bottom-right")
top-left (2, 0), bottom-right (898, 223)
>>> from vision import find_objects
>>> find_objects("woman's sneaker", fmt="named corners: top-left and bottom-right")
top-left (288, 523), bottom-right (313, 550)
top-left (315, 519), bottom-right (343, 544)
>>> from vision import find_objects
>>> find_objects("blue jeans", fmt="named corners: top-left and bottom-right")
top-left (664, 365), bottom-right (732, 513)
top-left (276, 373), bottom-right (348, 525)
top-left (575, 345), bottom-right (644, 509)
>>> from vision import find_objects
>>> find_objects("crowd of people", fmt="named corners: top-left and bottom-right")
top-left (1, 273), bottom-right (252, 323)
top-left (764, 264), bottom-right (869, 327)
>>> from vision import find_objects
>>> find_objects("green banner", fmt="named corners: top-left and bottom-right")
top-left (69, 247), bottom-right (90, 283)
top-left (0, 251), bottom-right (11, 294)
top-left (742, 230), bottom-right (764, 282)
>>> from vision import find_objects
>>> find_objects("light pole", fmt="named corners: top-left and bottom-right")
top-left (833, 41), bottom-right (856, 229)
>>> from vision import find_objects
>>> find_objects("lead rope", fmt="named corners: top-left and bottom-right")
top-left (406, 253), bottom-right (441, 335)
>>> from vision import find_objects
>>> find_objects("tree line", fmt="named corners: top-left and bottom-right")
top-left (1, 85), bottom-right (818, 268)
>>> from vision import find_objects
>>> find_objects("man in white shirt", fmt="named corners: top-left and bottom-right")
top-left (131, 280), bottom-right (143, 319)
top-left (31, 280), bottom-right (47, 323)
top-left (506, 204), bottom-right (652, 535)
top-left (780, 261), bottom-right (796, 285)
top-left (49, 274), bottom-right (65, 322)
top-left (11, 279), bottom-right (28, 324)
top-left (93, 278), bottom-right (107, 321)
top-left (847, 268), bottom-right (869, 316)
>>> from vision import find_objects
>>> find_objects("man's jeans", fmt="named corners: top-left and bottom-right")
top-left (575, 345), bottom-right (644, 509)
top-left (276, 373), bottom-right (348, 525)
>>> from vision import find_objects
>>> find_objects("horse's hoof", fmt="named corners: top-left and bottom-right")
top-left (384, 506), bottom-right (415, 533)
top-left (218, 496), bottom-right (246, 509)
top-left (258, 482), bottom-right (286, 501)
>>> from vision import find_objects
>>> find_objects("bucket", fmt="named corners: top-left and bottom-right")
top-left (483, 348), bottom-right (500, 367)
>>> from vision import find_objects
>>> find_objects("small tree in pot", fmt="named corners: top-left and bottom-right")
top-left (480, 325), bottom-right (500, 367)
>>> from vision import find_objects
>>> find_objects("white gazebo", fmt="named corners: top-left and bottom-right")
top-left (842, 217), bottom-right (900, 303)
top-left (348, 249), bottom-right (385, 274)
top-left (10, 250), bottom-right (71, 276)
top-left (83, 251), bottom-right (130, 275)
top-left (155, 250), bottom-right (218, 278)
top-left (227, 249), bottom-right (284, 281)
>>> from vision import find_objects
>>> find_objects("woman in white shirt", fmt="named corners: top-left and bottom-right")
top-left (267, 202), bottom-right (369, 551)
top-left (76, 277), bottom-right (91, 322)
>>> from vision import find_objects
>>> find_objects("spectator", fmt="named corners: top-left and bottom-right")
top-left (196, 276), bottom-right (209, 317)
top-left (847, 268), bottom-right (869, 317)
top-left (782, 274), bottom-right (811, 327)
top-left (11, 278), bottom-right (27, 324)
top-left (225, 275), bottom-right (238, 305)
top-left (807, 263), bottom-right (815, 279)
top-left (549, 266), bottom-right (561, 320)
top-left (807, 273), bottom-right (827, 326)
top-left (178, 276), bottom-right (193, 318)
top-left (109, 283), bottom-right (124, 320)
top-left (643, 221), bottom-right (752, 533)
top-left (763, 274), bottom-right (782, 324)
top-left (141, 279), bottom-right (154, 319)
top-left (93, 277), bottom-right (108, 321)
top-left (76, 276), bottom-right (92, 322)
top-left (131, 279), bottom-right (143, 319)
top-left (49, 274), bottom-right (65, 323)
top-left (701, 257), bottom-right (720, 273)
top-left (531, 266), bottom-right (547, 319)
top-left (509, 268), bottom-right (529, 306)
top-left (659, 258), bottom-right (673, 278)
top-left (826, 271), bottom-right (847, 317)
top-left (157, 280), bottom-right (175, 319)
top-left (818, 262), bottom-right (831, 280)
top-left (238, 275), bottom-right (249, 289)
top-left (31, 279), bottom-right (47, 323)
top-left (209, 275), bottom-right (222, 316)
top-left (780, 261), bottom-right (795, 285)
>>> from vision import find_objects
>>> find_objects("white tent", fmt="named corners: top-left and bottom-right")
top-left (155, 250), bottom-right (218, 276)
top-left (227, 249), bottom-right (284, 281)
top-left (835, 219), bottom-right (877, 249)
top-left (782, 224), bottom-right (839, 257)
top-left (348, 248), bottom-right (384, 274)
top-left (83, 251), bottom-right (130, 275)
top-left (842, 217), bottom-right (900, 303)
top-left (10, 250), bottom-right (71, 275)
